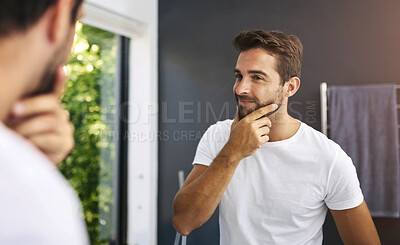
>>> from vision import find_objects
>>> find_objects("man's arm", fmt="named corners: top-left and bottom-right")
top-left (173, 104), bottom-right (277, 236)
top-left (173, 149), bottom-right (240, 236)
top-left (330, 201), bottom-right (381, 245)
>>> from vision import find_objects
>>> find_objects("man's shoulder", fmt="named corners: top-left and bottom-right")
top-left (211, 119), bottom-right (233, 127)
top-left (0, 122), bottom-right (55, 173)
top-left (300, 122), bottom-right (335, 145)
top-left (299, 121), bottom-right (343, 158)
top-left (204, 119), bottom-right (233, 134)
top-left (0, 123), bottom-right (87, 244)
top-left (199, 119), bottom-right (232, 145)
top-left (0, 122), bottom-right (79, 209)
top-left (212, 119), bottom-right (233, 128)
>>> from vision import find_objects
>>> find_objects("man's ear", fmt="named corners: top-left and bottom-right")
top-left (46, 0), bottom-right (70, 44)
top-left (284, 76), bottom-right (301, 98)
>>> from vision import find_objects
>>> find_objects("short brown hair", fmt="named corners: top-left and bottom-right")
top-left (0, 0), bottom-right (84, 37)
top-left (233, 30), bottom-right (303, 84)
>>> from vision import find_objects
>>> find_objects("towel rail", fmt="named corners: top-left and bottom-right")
top-left (320, 82), bottom-right (328, 136)
top-left (321, 83), bottom-right (400, 137)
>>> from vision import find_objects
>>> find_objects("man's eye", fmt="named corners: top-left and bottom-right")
top-left (235, 74), bottom-right (242, 80)
top-left (253, 75), bottom-right (263, 80)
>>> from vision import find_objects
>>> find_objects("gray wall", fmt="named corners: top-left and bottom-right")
top-left (158, 0), bottom-right (400, 244)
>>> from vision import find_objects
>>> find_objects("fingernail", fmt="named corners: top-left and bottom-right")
top-left (272, 104), bottom-right (278, 109)
top-left (12, 102), bottom-right (25, 115)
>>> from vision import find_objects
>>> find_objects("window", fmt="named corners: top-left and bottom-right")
top-left (73, 2), bottom-right (158, 244)
top-left (60, 22), bottom-right (128, 244)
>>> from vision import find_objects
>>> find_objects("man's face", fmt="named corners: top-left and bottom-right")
top-left (36, 2), bottom-right (83, 95)
top-left (233, 48), bottom-right (285, 120)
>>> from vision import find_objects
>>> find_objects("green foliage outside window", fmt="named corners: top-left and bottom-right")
top-left (59, 23), bottom-right (117, 244)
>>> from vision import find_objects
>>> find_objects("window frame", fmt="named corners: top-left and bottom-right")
top-left (81, 2), bottom-right (158, 244)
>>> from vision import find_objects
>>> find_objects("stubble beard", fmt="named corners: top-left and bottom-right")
top-left (236, 88), bottom-right (284, 120)
top-left (31, 27), bottom-right (74, 96)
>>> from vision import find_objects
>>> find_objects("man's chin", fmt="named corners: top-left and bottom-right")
top-left (265, 107), bottom-right (278, 117)
top-left (238, 106), bottom-right (255, 120)
top-left (238, 103), bottom-right (281, 120)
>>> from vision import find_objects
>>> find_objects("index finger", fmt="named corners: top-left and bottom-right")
top-left (247, 104), bottom-right (278, 121)
top-left (10, 94), bottom-right (60, 118)
top-left (231, 106), bottom-right (239, 129)
top-left (233, 106), bottom-right (239, 122)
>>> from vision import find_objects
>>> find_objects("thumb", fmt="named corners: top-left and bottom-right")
top-left (52, 66), bottom-right (67, 98)
top-left (233, 106), bottom-right (239, 122)
top-left (231, 106), bottom-right (239, 129)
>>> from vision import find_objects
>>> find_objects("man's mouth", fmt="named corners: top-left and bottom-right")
top-left (239, 100), bottom-right (255, 106)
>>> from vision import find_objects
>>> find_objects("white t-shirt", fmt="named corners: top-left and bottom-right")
top-left (0, 122), bottom-right (89, 245)
top-left (193, 119), bottom-right (364, 245)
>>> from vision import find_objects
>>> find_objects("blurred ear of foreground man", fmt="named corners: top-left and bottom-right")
top-left (0, 0), bottom-right (89, 244)
top-left (173, 29), bottom-right (381, 245)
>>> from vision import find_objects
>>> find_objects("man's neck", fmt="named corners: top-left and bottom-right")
top-left (0, 72), bottom-right (18, 121)
top-left (267, 111), bottom-right (301, 142)
top-left (0, 33), bottom-right (46, 121)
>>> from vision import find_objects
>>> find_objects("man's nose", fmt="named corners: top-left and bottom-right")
top-left (235, 77), bottom-right (251, 95)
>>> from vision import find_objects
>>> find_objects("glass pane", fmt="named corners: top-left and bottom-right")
top-left (59, 22), bottom-right (118, 245)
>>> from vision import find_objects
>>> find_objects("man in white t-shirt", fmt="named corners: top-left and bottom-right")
top-left (173, 30), bottom-right (381, 244)
top-left (0, 0), bottom-right (89, 244)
